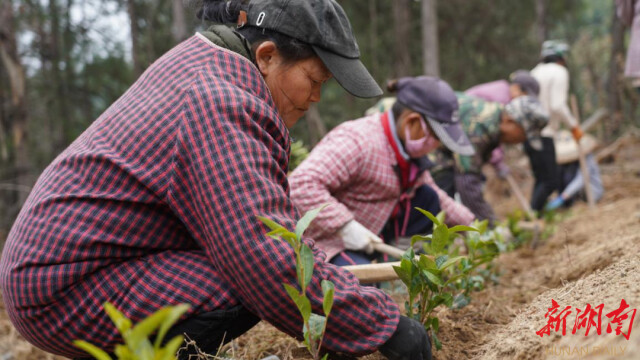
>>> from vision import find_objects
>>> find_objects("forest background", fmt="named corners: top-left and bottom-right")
top-left (0, 0), bottom-right (638, 236)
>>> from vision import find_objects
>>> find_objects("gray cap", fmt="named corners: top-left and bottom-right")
top-left (504, 96), bottom-right (549, 150)
top-left (395, 76), bottom-right (475, 156)
top-left (245, 0), bottom-right (382, 98)
top-left (509, 70), bottom-right (540, 96)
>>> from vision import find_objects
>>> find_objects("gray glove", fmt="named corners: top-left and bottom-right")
top-left (379, 316), bottom-right (432, 360)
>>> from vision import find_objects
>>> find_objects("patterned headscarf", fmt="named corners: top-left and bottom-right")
top-left (504, 96), bottom-right (549, 150)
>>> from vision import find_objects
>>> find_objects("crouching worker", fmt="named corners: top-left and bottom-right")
top-left (428, 94), bottom-right (549, 225)
top-left (289, 76), bottom-right (476, 266)
top-left (0, 1), bottom-right (432, 359)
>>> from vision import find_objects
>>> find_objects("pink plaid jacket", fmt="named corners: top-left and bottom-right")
top-left (290, 113), bottom-right (475, 261)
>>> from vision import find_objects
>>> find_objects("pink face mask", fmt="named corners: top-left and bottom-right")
top-left (404, 119), bottom-right (440, 158)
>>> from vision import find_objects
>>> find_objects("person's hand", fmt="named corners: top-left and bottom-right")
top-left (545, 196), bottom-right (565, 211)
top-left (571, 126), bottom-right (584, 142)
top-left (338, 220), bottom-right (383, 254)
top-left (379, 316), bottom-right (432, 360)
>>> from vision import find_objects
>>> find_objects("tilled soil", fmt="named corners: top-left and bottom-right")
top-left (0, 137), bottom-right (638, 360)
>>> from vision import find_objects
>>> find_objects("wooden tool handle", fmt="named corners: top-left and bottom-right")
top-left (372, 242), bottom-right (407, 259)
top-left (570, 95), bottom-right (596, 209)
top-left (344, 262), bottom-right (401, 283)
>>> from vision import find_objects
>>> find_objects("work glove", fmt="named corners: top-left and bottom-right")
top-left (571, 126), bottom-right (584, 142)
top-left (545, 196), bottom-right (565, 211)
top-left (379, 316), bottom-right (433, 360)
top-left (338, 220), bottom-right (383, 254)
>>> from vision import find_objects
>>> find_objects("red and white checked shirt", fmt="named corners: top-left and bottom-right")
top-left (289, 114), bottom-right (475, 261)
top-left (0, 34), bottom-right (399, 358)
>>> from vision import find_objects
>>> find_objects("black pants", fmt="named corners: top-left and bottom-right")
top-left (524, 137), bottom-right (560, 213)
top-left (75, 305), bottom-right (260, 360)
top-left (381, 184), bottom-right (442, 241)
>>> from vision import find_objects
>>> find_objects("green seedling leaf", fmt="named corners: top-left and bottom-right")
top-left (307, 313), bottom-right (327, 341)
top-left (113, 344), bottom-right (133, 359)
top-left (448, 225), bottom-right (479, 234)
top-left (435, 255), bottom-right (448, 269)
top-left (103, 302), bottom-right (132, 335)
top-left (257, 216), bottom-right (287, 232)
top-left (432, 331), bottom-right (443, 350)
top-left (321, 354), bottom-right (329, 360)
top-left (431, 224), bottom-right (450, 254)
top-left (321, 280), bottom-right (335, 316)
top-left (267, 228), bottom-right (299, 246)
top-left (158, 335), bottom-right (184, 360)
top-left (418, 254), bottom-right (438, 270)
top-left (411, 234), bottom-right (432, 247)
top-left (415, 208), bottom-right (440, 226)
top-left (299, 243), bottom-right (315, 291)
top-left (73, 341), bottom-right (113, 360)
top-left (295, 205), bottom-right (329, 239)
top-left (422, 269), bottom-right (443, 286)
top-left (393, 265), bottom-right (411, 287)
top-left (431, 317), bottom-right (440, 333)
top-left (402, 247), bottom-right (416, 261)
top-left (475, 219), bottom-right (489, 234)
top-left (436, 211), bottom-right (446, 225)
top-left (128, 307), bottom-right (169, 357)
top-left (438, 256), bottom-right (467, 271)
top-left (453, 294), bottom-right (471, 309)
top-left (154, 304), bottom-right (190, 348)
top-left (284, 283), bottom-right (311, 323)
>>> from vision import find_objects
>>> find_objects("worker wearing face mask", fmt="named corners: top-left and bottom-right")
top-left (289, 76), bottom-right (476, 265)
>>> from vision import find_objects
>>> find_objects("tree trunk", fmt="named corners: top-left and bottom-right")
top-left (305, 104), bottom-right (327, 147)
top-left (48, 0), bottom-right (67, 153)
top-left (607, 9), bottom-right (625, 140)
top-left (421, 0), bottom-right (439, 76)
top-left (368, 0), bottom-right (378, 80)
top-left (0, 0), bottom-right (32, 215)
top-left (128, 0), bottom-right (142, 77)
top-left (535, 0), bottom-right (548, 45)
top-left (171, 0), bottom-right (188, 43)
top-left (393, 0), bottom-right (412, 77)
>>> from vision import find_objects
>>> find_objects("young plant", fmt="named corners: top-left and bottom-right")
top-left (449, 219), bottom-right (505, 308)
top-left (258, 206), bottom-right (334, 360)
top-left (74, 302), bottom-right (190, 360)
top-left (393, 208), bottom-right (478, 350)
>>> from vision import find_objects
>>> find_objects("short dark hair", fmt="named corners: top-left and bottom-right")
top-left (196, 0), bottom-right (316, 64)
top-left (236, 26), bottom-right (316, 64)
top-left (542, 54), bottom-right (564, 64)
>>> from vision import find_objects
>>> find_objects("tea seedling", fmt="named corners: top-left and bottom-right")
top-left (258, 206), bottom-right (334, 360)
top-left (74, 303), bottom-right (190, 360)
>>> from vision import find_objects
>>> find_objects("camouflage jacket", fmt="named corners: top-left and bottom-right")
top-left (429, 93), bottom-right (503, 175)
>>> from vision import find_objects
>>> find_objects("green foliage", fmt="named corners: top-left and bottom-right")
top-left (258, 206), bottom-right (333, 360)
top-left (394, 209), bottom-right (478, 350)
top-left (73, 303), bottom-right (190, 360)
top-left (289, 140), bottom-right (311, 172)
top-left (448, 219), bottom-right (505, 309)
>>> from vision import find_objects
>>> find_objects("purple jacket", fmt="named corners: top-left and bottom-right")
top-left (465, 80), bottom-right (511, 105)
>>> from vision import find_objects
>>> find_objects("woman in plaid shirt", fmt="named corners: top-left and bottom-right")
top-left (0, 1), bottom-right (432, 359)
top-left (290, 77), bottom-right (476, 266)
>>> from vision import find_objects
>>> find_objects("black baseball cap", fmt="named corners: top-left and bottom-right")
top-left (395, 76), bottom-right (475, 156)
top-left (244, 0), bottom-right (382, 98)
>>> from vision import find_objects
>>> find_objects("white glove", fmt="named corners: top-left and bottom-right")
top-left (338, 220), bottom-right (383, 254)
